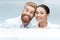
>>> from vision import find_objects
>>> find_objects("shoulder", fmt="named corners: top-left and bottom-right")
top-left (48, 22), bottom-right (60, 29)
top-left (5, 17), bottom-right (20, 25)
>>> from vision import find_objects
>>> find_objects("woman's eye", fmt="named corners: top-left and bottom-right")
top-left (40, 13), bottom-right (44, 14)
top-left (36, 12), bottom-right (38, 14)
top-left (39, 12), bottom-right (44, 14)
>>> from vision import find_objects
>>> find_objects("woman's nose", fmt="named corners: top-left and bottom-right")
top-left (37, 14), bottom-right (40, 17)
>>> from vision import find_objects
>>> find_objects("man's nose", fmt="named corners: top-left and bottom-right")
top-left (26, 12), bottom-right (30, 15)
top-left (24, 12), bottom-right (30, 16)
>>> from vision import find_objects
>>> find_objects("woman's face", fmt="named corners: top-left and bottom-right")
top-left (35, 7), bottom-right (49, 23)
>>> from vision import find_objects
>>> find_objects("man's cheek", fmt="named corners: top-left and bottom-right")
top-left (30, 16), bottom-right (32, 18)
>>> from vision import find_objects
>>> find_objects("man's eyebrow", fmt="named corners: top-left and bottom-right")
top-left (25, 7), bottom-right (28, 9)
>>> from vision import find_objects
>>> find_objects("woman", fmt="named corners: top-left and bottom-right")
top-left (35, 4), bottom-right (60, 29)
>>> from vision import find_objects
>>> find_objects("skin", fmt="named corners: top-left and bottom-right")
top-left (21, 5), bottom-right (35, 27)
top-left (35, 7), bottom-right (50, 28)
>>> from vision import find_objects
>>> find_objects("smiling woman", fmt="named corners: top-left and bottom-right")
top-left (34, 4), bottom-right (60, 29)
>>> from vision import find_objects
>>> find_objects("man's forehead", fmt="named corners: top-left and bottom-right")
top-left (25, 5), bottom-right (35, 11)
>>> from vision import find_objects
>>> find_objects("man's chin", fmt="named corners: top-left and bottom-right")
top-left (22, 20), bottom-right (30, 22)
top-left (21, 17), bottom-right (32, 22)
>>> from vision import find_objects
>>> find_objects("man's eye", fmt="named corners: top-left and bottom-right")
top-left (26, 9), bottom-right (28, 12)
top-left (25, 8), bottom-right (29, 12)
top-left (30, 12), bottom-right (34, 14)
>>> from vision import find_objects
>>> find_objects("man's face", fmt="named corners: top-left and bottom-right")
top-left (21, 5), bottom-right (35, 22)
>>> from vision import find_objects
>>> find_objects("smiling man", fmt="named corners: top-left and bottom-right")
top-left (21, 2), bottom-right (37, 27)
top-left (2, 2), bottom-right (37, 28)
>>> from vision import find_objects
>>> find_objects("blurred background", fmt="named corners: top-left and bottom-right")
top-left (0, 0), bottom-right (60, 25)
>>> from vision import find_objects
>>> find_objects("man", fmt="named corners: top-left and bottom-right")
top-left (2, 2), bottom-right (37, 28)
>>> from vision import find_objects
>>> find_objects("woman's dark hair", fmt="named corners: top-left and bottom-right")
top-left (37, 4), bottom-right (50, 14)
